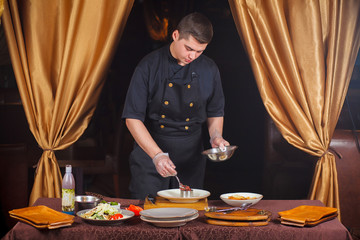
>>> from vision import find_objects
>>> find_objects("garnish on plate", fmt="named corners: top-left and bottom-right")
top-left (81, 203), bottom-right (122, 220)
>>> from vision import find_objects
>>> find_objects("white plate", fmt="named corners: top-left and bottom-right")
top-left (140, 213), bottom-right (199, 228)
top-left (140, 208), bottom-right (197, 219)
top-left (157, 189), bottom-right (210, 203)
top-left (220, 192), bottom-right (263, 207)
top-left (77, 209), bottom-right (134, 225)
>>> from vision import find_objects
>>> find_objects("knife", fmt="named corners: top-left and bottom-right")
top-left (146, 194), bottom-right (156, 205)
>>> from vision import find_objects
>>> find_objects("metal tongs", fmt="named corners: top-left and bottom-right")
top-left (205, 202), bottom-right (252, 213)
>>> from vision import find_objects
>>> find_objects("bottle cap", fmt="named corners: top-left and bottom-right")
top-left (65, 165), bottom-right (72, 173)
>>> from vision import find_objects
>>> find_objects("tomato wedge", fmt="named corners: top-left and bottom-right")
top-left (110, 213), bottom-right (123, 220)
top-left (125, 204), bottom-right (143, 216)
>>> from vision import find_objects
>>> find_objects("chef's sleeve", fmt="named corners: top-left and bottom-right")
top-left (121, 66), bottom-right (149, 122)
top-left (206, 68), bottom-right (225, 117)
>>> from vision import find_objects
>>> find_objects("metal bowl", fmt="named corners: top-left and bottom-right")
top-left (75, 195), bottom-right (100, 211)
top-left (202, 145), bottom-right (238, 162)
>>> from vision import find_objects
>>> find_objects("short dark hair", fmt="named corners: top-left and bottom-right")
top-left (176, 12), bottom-right (213, 44)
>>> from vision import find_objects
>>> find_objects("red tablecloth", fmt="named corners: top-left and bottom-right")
top-left (3, 198), bottom-right (352, 240)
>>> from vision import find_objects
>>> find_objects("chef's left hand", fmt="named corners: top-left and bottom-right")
top-left (210, 136), bottom-right (230, 150)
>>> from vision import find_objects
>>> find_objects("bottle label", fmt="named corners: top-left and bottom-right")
top-left (62, 188), bottom-right (75, 212)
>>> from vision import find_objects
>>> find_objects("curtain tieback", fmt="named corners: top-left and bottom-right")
top-left (320, 147), bottom-right (342, 159)
top-left (43, 149), bottom-right (54, 152)
top-left (32, 149), bottom-right (55, 169)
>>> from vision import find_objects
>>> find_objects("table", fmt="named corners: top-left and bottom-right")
top-left (3, 198), bottom-right (352, 240)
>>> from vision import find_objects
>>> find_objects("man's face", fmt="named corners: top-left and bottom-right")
top-left (170, 30), bottom-right (208, 66)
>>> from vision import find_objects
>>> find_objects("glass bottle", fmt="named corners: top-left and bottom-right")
top-left (62, 165), bottom-right (75, 215)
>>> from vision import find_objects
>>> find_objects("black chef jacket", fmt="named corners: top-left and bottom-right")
top-left (122, 44), bottom-right (225, 199)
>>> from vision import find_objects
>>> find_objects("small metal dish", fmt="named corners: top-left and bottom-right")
top-left (202, 145), bottom-right (238, 162)
top-left (75, 195), bottom-right (100, 211)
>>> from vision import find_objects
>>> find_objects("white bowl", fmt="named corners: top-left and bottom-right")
top-left (220, 192), bottom-right (263, 207)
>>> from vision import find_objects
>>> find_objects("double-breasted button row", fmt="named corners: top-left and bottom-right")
top-left (163, 100), bottom-right (193, 107)
top-left (160, 124), bottom-right (190, 130)
top-left (160, 115), bottom-right (189, 121)
top-left (159, 116), bottom-right (190, 130)
top-left (162, 81), bottom-right (192, 130)
top-left (168, 82), bottom-right (191, 88)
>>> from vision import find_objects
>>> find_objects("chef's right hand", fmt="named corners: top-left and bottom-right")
top-left (152, 152), bottom-right (177, 177)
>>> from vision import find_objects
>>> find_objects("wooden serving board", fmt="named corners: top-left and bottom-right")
top-left (144, 196), bottom-right (208, 211)
top-left (205, 208), bottom-right (271, 227)
top-left (204, 208), bottom-right (271, 221)
top-left (205, 218), bottom-right (269, 227)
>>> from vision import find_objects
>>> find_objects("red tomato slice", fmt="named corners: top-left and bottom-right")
top-left (110, 213), bottom-right (123, 220)
top-left (126, 204), bottom-right (143, 216)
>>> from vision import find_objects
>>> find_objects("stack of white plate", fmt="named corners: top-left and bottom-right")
top-left (139, 208), bottom-right (199, 228)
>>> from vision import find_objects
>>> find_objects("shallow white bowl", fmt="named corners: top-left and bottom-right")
top-left (220, 192), bottom-right (263, 207)
top-left (157, 189), bottom-right (210, 203)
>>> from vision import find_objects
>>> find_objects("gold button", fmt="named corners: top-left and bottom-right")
top-left (161, 115), bottom-right (165, 118)
top-left (187, 84), bottom-right (191, 89)
top-left (186, 118), bottom-right (190, 122)
top-left (185, 126), bottom-right (189, 130)
top-left (169, 83), bottom-right (173, 87)
top-left (160, 125), bottom-right (164, 129)
top-left (189, 102), bottom-right (194, 107)
top-left (164, 101), bottom-right (169, 105)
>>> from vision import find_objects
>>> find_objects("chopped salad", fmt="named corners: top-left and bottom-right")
top-left (81, 203), bottom-right (122, 220)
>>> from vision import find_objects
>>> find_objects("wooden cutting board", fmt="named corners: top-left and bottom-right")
top-left (205, 208), bottom-right (271, 227)
top-left (144, 196), bottom-right (208, 211)
top-left (205, 208), bottom-right (271, 221)
top-left (205, 218), bottom-right (269, 227)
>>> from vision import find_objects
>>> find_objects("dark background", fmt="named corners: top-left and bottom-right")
top-left (1, 0), bottom-right (359, 237)
top-left (91, 0), bottom-right (266, 198)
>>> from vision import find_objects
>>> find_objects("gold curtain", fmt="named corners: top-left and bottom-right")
top-left (2, 0), bottom-right (134, 206)
top-left (229, 0), bottom-right (360, 212)
top-left (0, 0), bottom-right (4, 23)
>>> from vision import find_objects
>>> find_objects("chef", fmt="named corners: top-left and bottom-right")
top-left (122, 12), bottom-right (230, 199)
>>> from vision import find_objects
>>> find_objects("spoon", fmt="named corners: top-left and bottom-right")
top-left (175, 175), bottom-right (192, 190)
top-left (175, 175), bottom-right (184, 189)
top-left (205, 202), bottom-right (252, 213)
